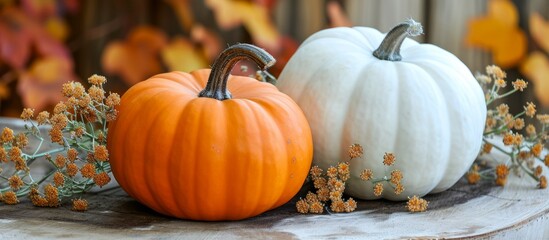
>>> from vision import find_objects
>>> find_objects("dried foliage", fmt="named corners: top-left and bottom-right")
top-left (297, 144), bottom-right (412, 214)
top-left (472, 65), bottom-right (548, 189)
top-left (0, 1), bottom-right (78, 112)
top-left (0, 75), bottom-right (119, 210)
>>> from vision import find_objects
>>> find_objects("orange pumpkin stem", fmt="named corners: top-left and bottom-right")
top-left (373, 19), bottom-right (423, 61)
top-left (199, 43), bottom-right (276, 100)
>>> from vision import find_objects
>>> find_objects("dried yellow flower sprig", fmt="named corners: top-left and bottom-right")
top-left (360, 152), bottom-right (405, 196)
top-left (474, 65), bottom-right (548, 189)
top-left (0, 74), bottom-right (120, 210)
top-left (296, 144), bottom-right (408, 214)
top-left (406, 196), bottom-right (428, 212)
top-left (296, 164), bottom-right (355, 214)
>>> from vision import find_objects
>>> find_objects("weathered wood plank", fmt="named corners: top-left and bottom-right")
top-left (0, 172), bottom-right (546, 239)
top-left (0, 117), bottom-right (548, 239)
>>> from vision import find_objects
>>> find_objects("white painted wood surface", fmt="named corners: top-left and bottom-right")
top-left (0, 167), bottom-right (547, 239)
top-left (0, 118), bottom-right (548, 239)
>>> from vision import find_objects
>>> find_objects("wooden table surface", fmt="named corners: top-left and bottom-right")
top-left (1, 117), bottom-right (548, 239)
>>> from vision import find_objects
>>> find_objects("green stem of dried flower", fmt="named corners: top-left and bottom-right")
top-left (477, 65), bottom-right (548, 188)
top-left (0, 74), bottom-right (120, 208)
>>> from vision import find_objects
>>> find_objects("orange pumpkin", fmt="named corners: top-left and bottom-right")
top-left (107, 44), bottom-right (313, 221)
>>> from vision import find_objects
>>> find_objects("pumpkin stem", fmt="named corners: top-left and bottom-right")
top-left (373, 19), bottom-right (423, 61)
top-left (199, 43), bottom-right (276, 100)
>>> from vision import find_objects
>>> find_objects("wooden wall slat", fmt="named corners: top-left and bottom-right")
top-left (526, 0), bottom-right (549, 112)
top-left (345, 0), bottom-right (426, 42)
top-left (296, 0), bottom-right (326, 42)
top-left (4, 0), bottom-right (549, 115)
top-left (274, 0), bottom-right (293, 37)
top-left (429, 0), bottom-right (490, 73)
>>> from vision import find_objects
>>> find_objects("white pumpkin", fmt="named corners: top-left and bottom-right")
top-left (277, 19), bottom-right (486, 200)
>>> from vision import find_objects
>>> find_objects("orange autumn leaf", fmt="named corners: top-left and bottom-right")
top-left (21, 0), bottom-right (56, 20)
top-left (190, 25), bottom-right (223, 62)
top-left (205, 0), bottom-right (247, 29)
top-left (21, 0), bottom-right (79, 20)
top-left (28, 56), bottom-right (72, 84)
top-left (102, 26), bottom-right (167, 86)
top-left (530, 12), bottom-right (549, 54)
top-left (102, 42), bottom-right (162, 86)
top-left (0, 8), bottom-right (33, 69)
top-left (127, 26), bottom-right (168, 52)
top-left (165, 0), bottom-right (194, 32)
top-left (45, 17), bottom-right (69, 41)
top-left (17, 56), bottom-right (74, 111)
top-left (0, 83), bottom-right (10, 100)
top-left (204, 0), bottom-right (297, 76)
top-left (205, 0), bottom-right (279, 50)
top-left (160, 37), bottom-right (208, 72)
top-left (466, 0), bottom-right (526, 68)
top-left (0, 7), bottom-right (70, 69)
top-left (520, 52), bottom-right (549, 107)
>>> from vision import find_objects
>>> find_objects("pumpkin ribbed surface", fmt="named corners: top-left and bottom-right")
top-left (277, 23), bottom-right (486, 200)
top-left (108, 69), bottom-right (312, 220)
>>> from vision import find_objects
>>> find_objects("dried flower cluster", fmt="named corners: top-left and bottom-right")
top-left (406, 195), bottom-right (428, 212)
top-left (296, 144), bottom-right (418, 214)
top-left (471, 65), bottom-right (548, 189)
top-left (296, 158), bottom-right (356, 213)
top-left (0, 74), bottom-right (119, 210)
top-left (360, 152), bottom-right (405, 196)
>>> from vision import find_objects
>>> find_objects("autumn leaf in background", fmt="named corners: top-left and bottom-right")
top-left (22, 0), bottom-right (77, 42)
top-left (466, 0), bottom-right (549, 108)
top-left (529, 13), bottom-right (549, 53)
top-left (521, 52), bottom-right (549, 107)
top-left (162, 1), bottom-right (221, 69)
top-left (205, 0), bottom-right (296, 76)
top-left (166, 0), bottom-right (194, 32)
top-left (0, 7), bottom-right (34, 70)
top-left (101, 26), bottom-right (168, 86)
top-left (103, 0), bottom-right (297, 85)
top-left (190, 25), bottom-right (223, 63)
top-left (0, 2), bottom-right (77, 113)
top-left (466, 0), bottom-right (526, 68)
top-left (100, 0), bottom-right (217, 85)
top-left (22, 0), bottom-right (79, 20)
top-left (18, 56), bottom-right (75, 110)
top-left (521, 13), bottom-right (549, 108)
top-left (161, 37), bottom-right (208, 73)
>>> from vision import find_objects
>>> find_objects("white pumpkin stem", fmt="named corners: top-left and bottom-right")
top-left (199, 43), bottom-right (276, 100)
top-left (373, 19), bottom-right (423, 61)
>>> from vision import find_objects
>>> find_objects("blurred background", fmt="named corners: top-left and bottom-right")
top-left (0, 0), bottom-right (548, 117)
